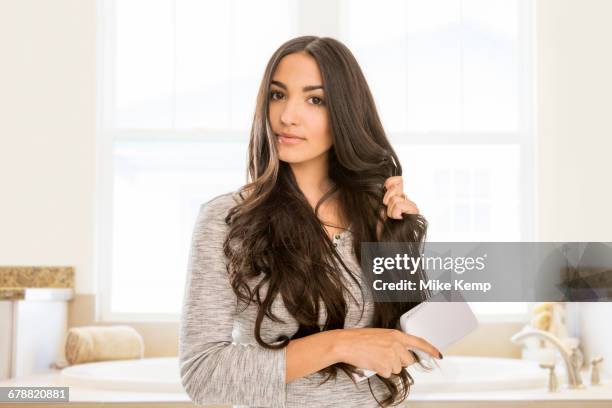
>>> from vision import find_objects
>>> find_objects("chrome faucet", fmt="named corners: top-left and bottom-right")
top-left (511, 327), bottom-right (585, 389)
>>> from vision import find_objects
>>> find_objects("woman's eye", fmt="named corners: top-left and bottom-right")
top-left (270, 91), bottom-right (283, 100)
top-left (309, 96), bottom-right (325, 106)
top-left (269, 91), bottom-right (324, 106)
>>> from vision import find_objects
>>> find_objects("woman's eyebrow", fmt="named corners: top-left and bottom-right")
top-left (271, 80), bottom-right (323, 92)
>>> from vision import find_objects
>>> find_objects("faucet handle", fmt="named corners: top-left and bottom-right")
top-left (569, 345), bottom-right (584, 368)
top-left (539, 363), bottom-right (559, 392)
top-left (591, 356), bottom-right (604, 386)
top-left (569, 346), bottom-right (585, 387)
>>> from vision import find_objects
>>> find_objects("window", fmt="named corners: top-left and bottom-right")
top-left (98, 0), bottom-right (533, 321)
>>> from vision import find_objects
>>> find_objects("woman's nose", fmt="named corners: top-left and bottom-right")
top-left (280, 99), bottom-right (300, 126)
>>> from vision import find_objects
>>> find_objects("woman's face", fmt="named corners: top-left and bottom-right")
top-left (268, 51), bottom-right (332, 164)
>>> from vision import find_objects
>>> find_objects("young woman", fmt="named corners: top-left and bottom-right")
top-left (179, 36), bottom-right (441, 408)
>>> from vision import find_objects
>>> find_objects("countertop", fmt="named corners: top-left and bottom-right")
top-left (0, 266), bottom-right (74, 300)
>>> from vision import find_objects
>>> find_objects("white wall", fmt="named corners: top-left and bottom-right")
top-left (0, 0), bottom-right (97, 294)
top-left (536, 0), bottom-right (612, 375)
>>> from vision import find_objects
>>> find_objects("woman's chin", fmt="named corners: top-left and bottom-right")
top-left (278, 149), bottom-right (331, 166)
top-left (279, 156), bottom-right (305, 164)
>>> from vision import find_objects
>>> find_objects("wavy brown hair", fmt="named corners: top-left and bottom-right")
top-left (221, 36), bottom-right (431, 407)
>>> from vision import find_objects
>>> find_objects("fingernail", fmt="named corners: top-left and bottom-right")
top-left (439, 352), bottom-right (444, 359)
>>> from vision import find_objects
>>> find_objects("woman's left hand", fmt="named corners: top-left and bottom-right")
top-left (382, 176), bottom-right (420, 219)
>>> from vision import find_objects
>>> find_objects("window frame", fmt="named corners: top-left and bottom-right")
top-left (95, 0), bottom-right (536, 323)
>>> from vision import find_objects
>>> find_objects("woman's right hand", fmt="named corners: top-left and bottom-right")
top-left (331, 328), bottom-right (442, 378)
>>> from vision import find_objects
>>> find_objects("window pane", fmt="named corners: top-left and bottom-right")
top-left (394, 144), bottom-right (521, 241)
top-left (345, 0), bottom-right (409, 131)
top-left (343, 0), bottom-right (520, 133)
top-left (111, 139), bottom-right (247, 314)
top-left (115, 0), bottom-right (174, 128)
top-left (463, 0), bottom-right (519, 132)
top-left (229, 0), bottom-right (295, 131)
top-left (175, 0), bottom-right (232, 129)
top-left (113, 0), bottom-right (295, 130)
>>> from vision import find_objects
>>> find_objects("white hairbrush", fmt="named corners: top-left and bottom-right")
top-left (352, 293), bottom-right (478, 382)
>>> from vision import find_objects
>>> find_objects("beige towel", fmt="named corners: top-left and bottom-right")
top-left (65, 325), bottom-right (144, 365)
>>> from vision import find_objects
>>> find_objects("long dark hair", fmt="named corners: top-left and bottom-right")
top-left (222, 36), bottom-right (430, 407)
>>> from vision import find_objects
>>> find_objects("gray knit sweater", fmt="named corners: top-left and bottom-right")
top-left (179, 192), bottom-right (393, 407)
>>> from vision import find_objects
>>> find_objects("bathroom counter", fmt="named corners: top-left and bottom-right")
top-left (0, 266), bottom-right (74, 300)
top-left (0, 287), bottom-right (74, 301)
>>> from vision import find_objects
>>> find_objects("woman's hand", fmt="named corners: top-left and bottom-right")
top-left (331, 328), bottom-right (442, 379)
top-left (382, 176), bottom-right (419, 219)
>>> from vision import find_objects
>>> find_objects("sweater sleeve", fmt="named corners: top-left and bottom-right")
top-left (178, 196), bottom-right (287, 407)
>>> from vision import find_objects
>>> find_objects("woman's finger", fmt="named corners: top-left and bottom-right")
top-left (384, 176), bottom-right (403, 191)
top-left (382, 182), bottom-right (403, 206)
top-left (391, 358), bottom-right (402, 375)
top-left (388, 196), bottom-right (419, 218)
top-left (387, 195), bottom-right (418, 219)
top-left (395, 342), bottom-right (416, 367)
top-left (407, 349), bottom-right (420, 365)
top-left (386, 195), bottom-right (403, 219)
top-left (398, 332), bottom-right (441, 359)
top-left (397, 200), bottom-right (419, 217)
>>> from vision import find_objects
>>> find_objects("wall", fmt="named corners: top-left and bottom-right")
top-left (0, 0), bottom-right (97, 293)
top-left (536, 0), bottom-right (612, 375)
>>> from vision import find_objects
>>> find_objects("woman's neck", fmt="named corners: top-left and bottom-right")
top-left (289, 153), bottom-right (334, 207)
top-left (287, 154), bottom-right (348, 231)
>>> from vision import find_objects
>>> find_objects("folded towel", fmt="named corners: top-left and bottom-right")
top-left (65, 325), bottom-right (144, 365)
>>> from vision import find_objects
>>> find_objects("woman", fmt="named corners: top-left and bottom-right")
top-left (179, 36), bottom-right (441, 408)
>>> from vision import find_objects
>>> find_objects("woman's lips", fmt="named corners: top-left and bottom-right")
top-left (277, 135), bottom-right (304, 145)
